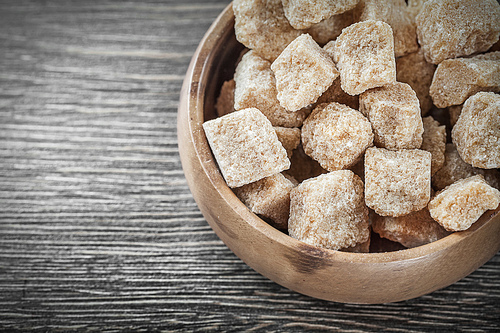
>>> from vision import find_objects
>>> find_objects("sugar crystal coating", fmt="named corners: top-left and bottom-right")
top-left (333, 20), bottom-right (396, 95)
top-left (372, 207), bottom-right (449, 248)
top-left (421, 116), bottom-right (446, 176)
top-left (429, 52), bottom-right (500, 108)
top-left (234, 173), bottom-right (296, 230)
top-left (432, 143), bottom-right (500, 191)
top-left (215, 79), bottom-right (235, 118)
top-left (302, 102), bottom-right (374, 171)
top-left (234, 50), bottom-right (309, 127)
top-left (271, 34), bottom-right (339, 112)
top-left (281, 0), bottom-right (360, 29)
top-left (396, 49), bottom-right (436, 115)
top-left (202, 108), bottom-right (290, 188)
top-left (365, 147), bottom-right (431, 217)
top-left (416, 0), bottom-right (500, 64)
top-left (288, 171), bottom-right (370, 250)
top-left (451, 92), bottom-right (500, 169)
top-left (274, 126), bottom-right (301, 158)
top-left (428, 175), bottom-right (500, 231)
top-left (359, 82), bottom-right (423, 150)
top-left (360, 0), bottom-right (418, 57)
top-left (233, 0), bottom-right (302, 62)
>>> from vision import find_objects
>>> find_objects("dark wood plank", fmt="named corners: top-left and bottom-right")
top-left (0, 0), bottom-right (499, 331)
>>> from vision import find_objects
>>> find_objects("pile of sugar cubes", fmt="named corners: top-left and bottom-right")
top-left (202, 0), bottom-right (500, 252)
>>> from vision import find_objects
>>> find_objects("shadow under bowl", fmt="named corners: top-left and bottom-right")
top-left (177, 3), bottom-right (500, 304)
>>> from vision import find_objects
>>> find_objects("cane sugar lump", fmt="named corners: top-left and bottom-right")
top-left (281, 0), bottom-right (360, 30)
top-left (288, 171), bottom-right (370, 250)
top-left (234, 51), bottom-right (309, 127)
top-left (433, 144), bottom-right (500, 191)
top-left (215, 79), bottom-right (235, 117)
top-left (451, 92), bottom-right (500, 169)
top-left (233, 0), bottom-right (302, 62)
top-left (274, 127), bottom-right (301, 158)
top-left (396, 49), bottom-right (436, 115)
top-left (428, 175), bottom-right (500, 231)
top-left (421, 116), bottom-right (446, 176)
top-left (359, 82), bottom-right (423, 150)
top-left (372, 208), bottom-right (449, 248)
top-left (202, 108), bottom-right (290, 188)
top-left (271, 34), bottom-right (339, 112)
top-left (234, 173), bottom-right (296, 230)
top-left (302, 103), bottom-right (374, 172)
top-left (429, 52), bottom-right (500, 109)
top-left (333, 20), bottom-right (396, 95)
top-left (360, 0), bottom-right (418, 57)
top-left (365, 147), bottom-right (431, 217)
top-left (416, 0), bottom-right (500, 65)
top-left (307, 6), bottom-right (360, 45)
top-left (316, 77), bottom-right (359, 110)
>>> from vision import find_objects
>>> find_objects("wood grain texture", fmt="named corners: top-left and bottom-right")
top-left (0, 0), bottom-right (499, 331)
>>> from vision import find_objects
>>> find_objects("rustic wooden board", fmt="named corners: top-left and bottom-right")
top-left (0, 0), bottom-right (499, 331)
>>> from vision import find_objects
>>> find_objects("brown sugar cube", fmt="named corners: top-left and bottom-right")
top-left (429, 52), bottom-right (500, 109)
top-left (421, 116), bottom-right (446, 176)
top-left (274, 127), bottom-right (301, 158)
top-left (306, 6), bottom-right (360, 45)
top-left (288, 170), bottom-right (370, 250)
top-left (428, 175), bottom-right (500, 231)
top-left (365, 147), bottom-right (432, 217)
top-left (202, 108), bottom-right (290, 188)
top-left (433, 143), bottom-right (500, 191)
top-left (271, 34), bottom-right (339, 112)
top-left (316, 76), bottom-right (359, 110)
top-left (359, 82), bottom-right (423, 150)
top-left (284, 143), bottom-right (328, 183)
top-left (451, 92), bottom-right (500, 169)
top-left (234, 173), bottom-right (296, 230)
top-left (234, 50), bottom-right (309, 127)
top-left (281, 0), bottom-right (360, 30)
top-left (372, 207), bottom-right (449, 248)
top-left (448, 105), bottom-right (462, 127)
top-left (416, 0), bottom-right (500, 64)
top-left (302, 102), bottom-right (374, 171)
top-left (396, 49), bottom-right (436, 115)
top-left (233, 0), bottom-right (302, 62)
top-left (360, 0), bottom-right (418, 57)
top-left (333, 20), bottom-right (396, 95)
top-left (215, 79), bottom-right (235, 118)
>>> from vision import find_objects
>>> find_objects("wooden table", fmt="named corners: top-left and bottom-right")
top-left (1, 0), bottom-right (499, 331)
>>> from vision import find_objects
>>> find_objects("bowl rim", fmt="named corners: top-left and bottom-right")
top-left (185, 2), bottom-right (500, 264)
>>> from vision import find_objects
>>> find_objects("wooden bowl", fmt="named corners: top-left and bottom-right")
top-left (177, 3), bottom-right (500, 304)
